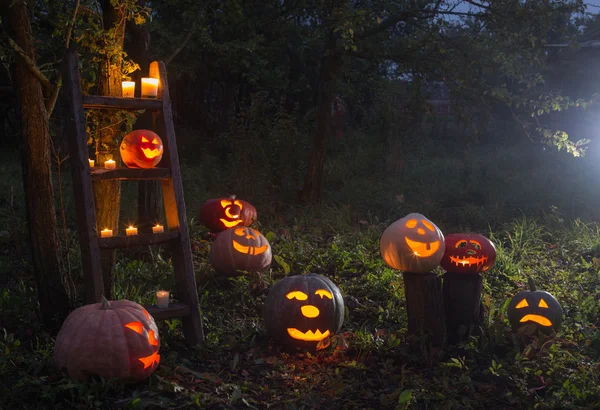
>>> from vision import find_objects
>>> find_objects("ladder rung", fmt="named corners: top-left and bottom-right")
top-left (82, 95), bottom-right (163, 111)
top-left (91, 167), bottom-right (171, 181)
top-left (98, 231), bottom-right (180, 249)
top-left (145, 302), bottom-right (191, 321)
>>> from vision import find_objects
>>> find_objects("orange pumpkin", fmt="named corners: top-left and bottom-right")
top-left (54, 297), bottom-right (160, 381)
top-left (199, 195), bottom-right (257, 232)
top-left (120, 129), bottom-right (164, 168)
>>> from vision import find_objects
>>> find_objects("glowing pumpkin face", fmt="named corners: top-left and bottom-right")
top-left (507, 282), bottom-right (562, 333)
top-left (120, 129), bottom-right (164, 168)
top-left (264, 274), bottom-right (344, 350)
top-left (440, 233), bottom-right (496, 274)
top-left (209, 226), bottom-right (272, 276)
top-left (380, 213), bottom-right (445, 273)
top-left (54, 297), bottom-right (160, 381)
top-left (199, 196), bottom-right (257, 233)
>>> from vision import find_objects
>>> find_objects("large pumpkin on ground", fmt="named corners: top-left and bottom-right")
top-left (380, 213), bottom-right (445, 273)
top-left (199, 196), bottom-right (257, 232)
top-left (210, 227), bottom-right (272, 276)
top-left (54, 297), bottom-right (160, 382)
top-left (440, 233), bottom-right (496, 274)
top-left (120, 129), bottom-right (164, 168)
top-left (264, 274), bottom-right (344, 350)
top-left (506, 279), bottom-right (562, 334)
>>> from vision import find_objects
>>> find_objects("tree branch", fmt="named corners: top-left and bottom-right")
top-left (164, 25), bottom-right (196, 65)
top-left (3, 33), bottom-right (52, 91)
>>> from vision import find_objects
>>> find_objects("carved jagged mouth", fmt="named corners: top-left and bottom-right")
top-left (449, 255), bottom-right (488, 267)
top-left (141, 148), bottom-right (162, 159)
top-left (138, 351), bottom-right (160, 369)
top-left (220, 218), bottom-right (243, 228)
top-left (519, 314), bottom-right (552, 327)
top-left (287, 328), bottom-right (330, 342)
top-left (405, 237), bottom-right (440, 257)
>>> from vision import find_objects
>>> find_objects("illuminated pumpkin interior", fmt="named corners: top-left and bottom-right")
top-left (514, 297), bottom-right (552, 326)
top-left (232, 227), bottom-right (269, 255)
top-left (403, 218), bottom-right (440, 257)
top-left (139, 135), bottom-right (163, 159)
top-left (285, 289), bottom-right (335, 341)
top-left (219, 199), bottom-right (244, 228)
top-left (448, 239), bottom-right (488, 267)
top-left (124, 320), bottom-right (161, 368)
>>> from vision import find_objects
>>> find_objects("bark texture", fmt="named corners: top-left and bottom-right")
top-left (403, 272), bottom-right (446, 348)
top-left (443, 272), bottom-right (484, 345)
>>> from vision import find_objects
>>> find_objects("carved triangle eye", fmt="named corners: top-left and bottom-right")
top-left (515, 299), bottom-right (529, 309)
top-left (538, 298), bottom-right (549, 308)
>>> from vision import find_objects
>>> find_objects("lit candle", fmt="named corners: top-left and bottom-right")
top-left (89, 159), bottom-right (95, 168)
top-left (126, 225), bottom-right (138, 236)
top-left (122, 81), bottom-right (135, 98)
top-left (104, 159), bottom-right (116, 169)
top-left (141, 78), bottom-right (159, 98)
top-left (156, 290), bottom-right (169, 308)
top-left (100, 228), bottom-right (113, 238)
top-left (152, 224), bottom-right (164, 233)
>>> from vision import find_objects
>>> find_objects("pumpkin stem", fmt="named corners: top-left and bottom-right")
top-left (229, 194), bottom-right (236, 199)
top-left (527, 277), bottom-right (536, 292)
top-left (100, 295), bottom-right (112, 310)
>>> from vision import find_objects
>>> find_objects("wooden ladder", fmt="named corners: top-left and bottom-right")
top-left (62, 49), bottom-right (203, 345)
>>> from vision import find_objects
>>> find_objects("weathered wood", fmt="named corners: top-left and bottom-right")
top-left (62, 49), bottom-right (104, 304)
top-left (98, 231), bottom-right (179, 249)
top-left (151, 61), bottom-right (204, 345)
top-left (82, 95), bottom-right (162, 111)
top-left (145, 302), bottom-right (191, 321)
top-left (443, 272), bottom-right (483, 345)
top-left (91, 167), bottom-right (171, 181)
top-left (403, 272), bottom-right (446, 348)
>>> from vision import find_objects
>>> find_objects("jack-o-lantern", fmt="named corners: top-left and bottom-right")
top-left (199, 195), bottom-right (257, 233)
top-left (440, 233), bottom-right (496, 274)
top-left (506, 279), bottom-right (562, 333)
top-left (210, 226), bottom-right (272, 276)
top-left (264, 273), bottom-right (344, 350)
top-left (380, 213), bottom-right (445, 273)
top-left (54, 297), bottom-right (160, 381)
top-left (120, 129), bottom-right (164, 168)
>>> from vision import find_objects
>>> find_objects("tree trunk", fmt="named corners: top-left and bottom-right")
top-left (2, 0), bottom-right (70, 330)
top-left (94, 0), bottom-right (126, 297)
top-left (299, 21), bottom-right (341, 203)
top-left (403, 272), bottom-right (446, 349)
top-left (125, 4), bottom-right (162, 235)
top-left (443, 272), bottom-right (483, 345)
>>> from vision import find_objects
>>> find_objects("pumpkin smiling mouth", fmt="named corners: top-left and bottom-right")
top-left (287, 328), bottom-right (330, 341)
top-left (405, 237), bottom-right (440, 257)
top-left (220, 219), bottom-right (243, 228)
top-left (141, 148), bottom-right (162, 159)
top-left (138, 351), bottom-right (160, 369)
top-left (448, 255), bottom-right (489, 267)
top-left (519, 314), bottom-right (552, 327)
top-left (232, 240), bottom-right (269, 255)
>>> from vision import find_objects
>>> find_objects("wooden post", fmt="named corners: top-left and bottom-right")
top-left (443, 272), bottom-right (483, 345)
top-left (403, 272), bottom-right (446, 348)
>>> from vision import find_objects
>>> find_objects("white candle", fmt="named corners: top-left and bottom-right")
top-left (141, 78), bottom-right (159, 98)
top-left (122, 81), bottom-right (135, 98)
top-left (104, 159), bottom-right (116, 169)
top-left (89, 159), bottom-right (95, 168)
top-left (152, 224), bottom-right (164, 234)
top-left (126, 226), bottom-right (138, 236)
top-left (100, 228), bottom-right (113, 238)
top-left (156, 290), bottom-right (169, 308)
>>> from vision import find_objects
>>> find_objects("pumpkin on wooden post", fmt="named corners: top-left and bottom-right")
top-left (440, 233), bottom-right (496, 345)
top-left (54, 297), bottom-right (160, 382)
top-left (209, 226), bottom-right (272, 276)
top-left (199, 195), bottom-right (257, 233)
top-left (264, 273), bottom-right (344, 351)
top-left (380, 213), bottom-right (446, 348)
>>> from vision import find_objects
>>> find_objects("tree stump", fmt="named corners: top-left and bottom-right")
top-left (443, 272), bottom-right (483, 345)
top-left (403, 272), bottom-right (446, 348)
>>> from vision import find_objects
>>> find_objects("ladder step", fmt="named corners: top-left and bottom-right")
top-left (145, 302), bottom-right (191, 321)
top-left (98, 231), bottom-right (180, 249)
top-left (82, 95), bottom-right (163, 111)
top-left (91, 167), bottom-right (171, 181)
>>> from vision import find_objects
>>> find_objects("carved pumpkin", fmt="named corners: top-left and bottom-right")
top-left (380, 213), bottom-right (445, 273)
top-left (199, 195), bottom-right (257, 233)
top-left (440, 233), bottom-right (496, 274)
top-left (264, 273), bottom-right (344, 349)
top-left (507, 279), bottom-right (562, 333)
top-left (54, 297), bottom-right (160, 381)
top-left (209, 227), bottom-right (272, 276)
top-left (120, 129), bottom-right (164, 168)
